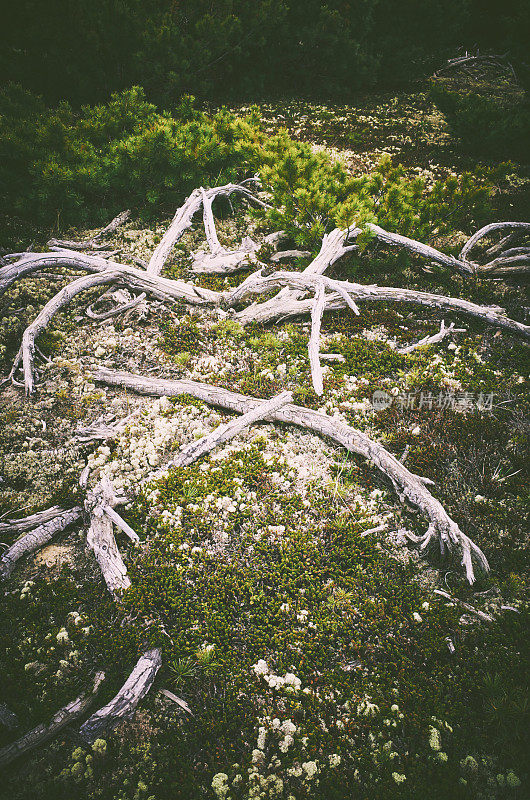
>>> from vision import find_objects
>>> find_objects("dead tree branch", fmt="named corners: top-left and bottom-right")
top-left (92, 367), bottom-right (489, 583)
top-left (47, 210), bottom-right (130, 251)
top-left (0, 507), bottom-right (82, 580)
top-left (0, 672), bottom-right (105, 769)
top-left (79, 649), bottom-right (161, 743)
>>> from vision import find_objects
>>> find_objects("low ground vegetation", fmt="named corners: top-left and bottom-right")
top-left (0, 83), bottom-right (528, 800)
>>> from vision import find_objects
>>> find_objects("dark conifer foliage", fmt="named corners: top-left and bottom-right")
top-left (2, 1), bottom-right (521, 106)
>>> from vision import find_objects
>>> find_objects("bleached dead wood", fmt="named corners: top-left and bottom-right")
top-left (230, 269), bottom-right (530, 337)
top-left (270, 249), bottom-right (312, 262)
top-left (229, 269), bottom-right (530, 340)
top-left (47, 210), bottom-right (130, 251)
top-left (308, 283), bottom-right (326, 395)
top-left (85, 477), bottom-right (136, 594)
top-left (0, 506), bottom-right (66, 536)
top-left (433, 588), bottom-right (494, 623)
top-left (159, 689), bottom-right (193, 716)
top-left (92, 367), bottom-right (489, 583)
top-left (7, 259), bottom-right (220, 394)
top-left (189, 187), bottom-right (261, 273)
top-left (398, 320), bottom-right (466, 354)
top-left (0, 250), bottom-right (109, 296)
top-left (191, 237), bottom-right (260, 274)
top-left (459, 222), bottom-right (530, 275)
top-left (0, 672), bottom-right (105, 769)
top-left (0, 507), bottom-right (82, 580)
top-left (86, 288), bottom-right (147, 320)
top-left (147, 390), bottom-right (293, 481)
top-left (79, 649), bottom-right (161, 743)
top-left (73, 412), bottom-right (137, 444)
top-left (147, 183), bottom-right (268, 276)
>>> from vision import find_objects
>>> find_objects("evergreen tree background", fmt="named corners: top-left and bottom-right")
top-left (1, 1), bottom-right (527, 106)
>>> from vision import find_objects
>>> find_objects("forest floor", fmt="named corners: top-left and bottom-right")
top-left (0, 86), bottom-right (528, 800)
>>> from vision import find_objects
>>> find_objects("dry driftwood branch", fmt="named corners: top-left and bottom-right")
top-left (147, 183), bottom-right (268, 277)
top-left (85, 288), bottom-right (147, 320)
top-left (0, 672), bottom-right (105, 769)
top-left (0, 507), bottom-right (82, 580)
top-left (72, 413), bottom-right (136, 444)
top-left (0, 250), bottom-right (109, 296)
top-left (0, 506), bottom-right (66, 536)
top-left (308, 282), bottom-right (326, 395)
top-left (189, 187), bottom-right (261, 274)
top-left (229, 268), bottom-right (530, 340)
top-left (398, 320), bottom-right (466, 354)
top-left (92, 367), bottom-right (489, 583)
top-left (47, 210), bottom-right (130, 250)
top-left (85, 477), bottom-right (134, 594)
top-left (270, 249), bottom-right (312, 262)
top-left (461, 222), bottom-right (530, 253)
top-left (433, 589), bottom-right (494, 622)
top-left (147, 390), bottom-right (293, 481)
top-left (79, 649), bottom-right (161, 743)
top-left (7, 257), bottom-right (219, 394)
top-left (159, 689), bottom-right (193, 716)
top-left (366, 223), bottom-right (474, 275)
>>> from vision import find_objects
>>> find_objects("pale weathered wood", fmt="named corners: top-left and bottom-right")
top-left (8, 259), bottom-right (220, 394)
top-left (0, 506), bottom-right (65, 536)
top-left (308, 283), bottom-right (326, 395)
top-left (147, 390), bottom-right (293, 481)
top-left (0, 507), bottom-right (82, 580)
top-left (460, 222), bottom-right (530, 262)
top-left (229, 269), bottom-right (530, 340)
top-left (398, 320), bottom-right (466, 354)
top-left (147, 183), bottom-right (268, 276)
top-left (92, 367), bottom-right (489, 583)
top-left (79, 649), bottom-right (161, 742)
top-left (47, 210), bottom-right (130, 251)
top-left (85, 477), bottom-right (132, 594)
top-left (0, 672), bottom-right (105, 769)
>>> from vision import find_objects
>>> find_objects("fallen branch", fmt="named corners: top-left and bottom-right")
top-left (79, 649), bottom-right (161, 743)
top-left (85, 477), bottom-right (135, 594)
top-left (7, 259), bottom-right (220, 394)
top-left (229, 269), bottom-right (530, 340)
top-left (47, 210), bottom-right (130, 251)
top-left (434, 589), bottom-right (494, 622)
top-left (147, 183), bottom-right (268, 276)
top-left (147, 390), bottom-right (293, 481)
top-left (398, 320), bottom-right (466, 354)
top-left (92, 367), bottom-right (489, 583)
top-left (270, 249), bottom-right (312, 262)
top-left (308, 282), bottom-right (326, 395)
top-left (0, 672), bottom-right (105, 769)
top-left (0, 507), bottom-right (82, 580)
top-left (0, 506), bottom-right (66, 536)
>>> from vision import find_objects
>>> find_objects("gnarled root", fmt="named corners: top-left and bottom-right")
top-left (92, 366), bottom-right (490, 583)
top-left (146, 390), bottom-right (293, 481)
top-left (147, 182), bottom-right (268, 276)
top-left (0, 672), bottom-right (105, 769)
top-left (7, 259), bottom-right (220, 394)
top-left (0, 507), bottom-right (82, 580)
top-left (85, 476), bottom-right (138, 595)
top-left (47, 210), bottom-right (130, 251)
top-left (79, 649), bottom-right (161, 743)
top-left (229, 268), bottom-right (530, 340)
